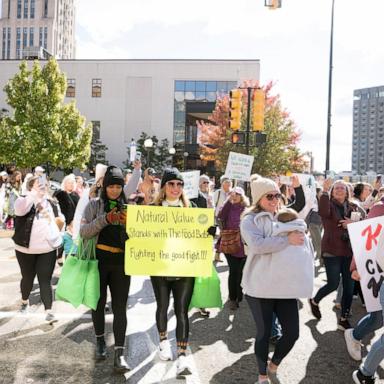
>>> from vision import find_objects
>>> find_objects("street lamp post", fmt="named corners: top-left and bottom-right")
top-left (169, 147), bottom-right (176, 166)
top-left (144, 138), bottom-right (154, 168)
top-left (325, 0), bottom-right (335, 177)
top-left (183, 152), bottom-right (189, 171)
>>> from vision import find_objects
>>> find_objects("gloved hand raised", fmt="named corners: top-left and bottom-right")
top-left (207, 226), bottom-right (217, 237)
top-left (106, 207), bottom-right (120, 225)
top-left (118, 210), bottom-right (127, 225)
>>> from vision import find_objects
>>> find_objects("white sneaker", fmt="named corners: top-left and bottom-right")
top-left (344, 328), bottom-right (362, 361)
top-left (176, 355), bottom-right (192, 377)
top-left (158, 339), bottom-right (172, 361)
top-left (45, 312), bottom-right (58, 324)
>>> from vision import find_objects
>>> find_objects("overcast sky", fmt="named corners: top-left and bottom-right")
top-left (75, 0), bottom-right (382, 172)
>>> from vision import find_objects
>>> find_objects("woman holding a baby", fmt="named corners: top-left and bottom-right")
top-left (240, 175), bottom-right (314, 384)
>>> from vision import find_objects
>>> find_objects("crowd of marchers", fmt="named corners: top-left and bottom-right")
top-left (2, 162), bottom-right (384, 383)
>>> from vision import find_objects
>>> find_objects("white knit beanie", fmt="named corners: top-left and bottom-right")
top-left (250, 175), bottom-right (280, 205)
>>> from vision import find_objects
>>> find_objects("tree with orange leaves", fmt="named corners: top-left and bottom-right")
top-left (198, 80), bottom-right (305, 177)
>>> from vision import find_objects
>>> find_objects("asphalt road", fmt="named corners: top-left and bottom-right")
top-left (0, 231), bottom-right (383, 384)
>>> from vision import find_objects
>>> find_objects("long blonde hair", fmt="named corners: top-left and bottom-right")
top-left (241, 203), bottom-right (263, 219)
top-left (153, 185), bottom-right (190, 207)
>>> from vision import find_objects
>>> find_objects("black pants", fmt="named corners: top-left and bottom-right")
top-left (246, 295), bottom-right (299, 376)
top-left (150, 276), bottom-right (194, 343)
top-left (224, 254), bottom-right (246, 302)
top-left (15, 250), bottom-right (56, 310)
top-left (92, 262), bottom-right (131, 347)
top-left (354, 281), bottom-right (365, 305)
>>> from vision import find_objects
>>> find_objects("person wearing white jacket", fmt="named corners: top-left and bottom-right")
top-left (240, 175), bottom-right (305, 384)
top-left (13, 175), bottom-right (65, 323)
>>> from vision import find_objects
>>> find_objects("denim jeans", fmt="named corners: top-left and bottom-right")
top-left (361, 283), bottom-right (384, 376)
top-left (353, 310), bottom-right (383, 341)
top-left (313, 256), bottom-right (354, 318)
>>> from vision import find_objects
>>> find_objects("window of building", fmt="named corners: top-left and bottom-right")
top-left (24, 0), bottom-right (28, 18)
top-left (196, 81), bottom-right (205, 92)
top-left (92, 79), bottom-right (102, 97)
top-left (16, 27), bottom-right (21, 59)
top-left (29, 27), bottom-right (34, 46)
top-left (91, 121), bottom-right (101, 141)
top-left (44, 27), bottom-right (47, 49)
top-left (17, 0), bottom-right (22, 18)
top-left (2, 28), bottom-right (6, 60)
top-left (196, 91), bottom-right (206, 101)
top-left (206, 92), bottom-right (216, 102)
top-left (39, 27), bottom-right (42, 47)
top-left (22, 27), bottom-right (27, 48)
top-left (7, 28), bottom-right (10, 59)
top-left (174, 92), bottom-right (184, 102)
top-left (66, 79), bottom-right (75, 97)
top-left (185, 81), bottom-right (195, 92)
top-left (30, 0), bottom-right (35, 18)
top-left (205, 81), bottom-right (216, 92)
top-left (185, 91), bottom-right (195, 101)
top-left (44, 0), bottom-right (48, 17)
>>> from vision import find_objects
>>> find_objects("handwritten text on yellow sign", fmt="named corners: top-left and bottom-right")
top-left (125, 205), bottom-right (214, 277)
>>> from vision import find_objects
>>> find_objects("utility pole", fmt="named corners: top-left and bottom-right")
top-left (325, 0), bottom-right (335, 177)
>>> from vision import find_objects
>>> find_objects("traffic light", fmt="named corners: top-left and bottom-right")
top-left (231, 132), bottom-right (245, 145)
top-left (252, 88), bottom-right (265, 131)
top-left (229, 89), bottom-right (242, 130)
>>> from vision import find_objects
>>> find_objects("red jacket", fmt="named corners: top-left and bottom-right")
top-left (319, 193), bottom-right (358, 257)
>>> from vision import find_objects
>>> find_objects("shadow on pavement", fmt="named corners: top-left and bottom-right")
top-left (299, 319), bottom-right (360, 383)
top-left (127, 278), bottom-right (156, 309)
top-left (189, 299), bottom-right (254, 355)
top-left (210, 353), bottom-right (256, 384)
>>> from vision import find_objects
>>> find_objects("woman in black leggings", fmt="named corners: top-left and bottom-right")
top-left (240, 176), bottom-right (305, 384)
top-left (150, 168), bottom-right (195, 377)
top-left (13, 175), bottom-right (64, 323)
top-left (80, 166), bottom-right (131, 373)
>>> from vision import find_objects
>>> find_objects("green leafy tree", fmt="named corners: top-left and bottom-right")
top-left (198, 80), bottom-right (305, 177)
top-left (0, 59), bottom-right (92, 170)
top-left (133, 132), bottom-right (172, 171)
top-left (88, 140), bottom-right (109, 171)
top-left (156, 138), bottom-right (173, 169)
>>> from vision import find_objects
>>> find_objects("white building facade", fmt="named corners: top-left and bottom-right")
top-left (0, 0), bottom-right (75, 60)
top-left (0, 59), bottom-right (260, 168)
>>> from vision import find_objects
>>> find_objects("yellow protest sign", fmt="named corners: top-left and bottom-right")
top-left (125, 205), bottom-right (214, 277)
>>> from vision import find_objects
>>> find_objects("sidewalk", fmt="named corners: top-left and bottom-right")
top-left (1, 236), bottom-right (383, 383)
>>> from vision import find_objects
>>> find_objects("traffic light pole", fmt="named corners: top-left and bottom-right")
top-left (245, 87), bottom-right (252, 156)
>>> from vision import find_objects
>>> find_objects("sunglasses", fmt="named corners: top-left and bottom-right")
top-left (166, 181), bottom-right (184, 188)
top-left (264, 193), bottom-right (282, 201)
top-left (202, 181), bottom-right (210, 184)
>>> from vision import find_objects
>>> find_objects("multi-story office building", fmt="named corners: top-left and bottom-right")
top-left (0, 0), bottom-right (75, 60)
top-left (0, 59), bottom-right (260, 169)
top-left (352, 86), bottom-right (384, 174)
